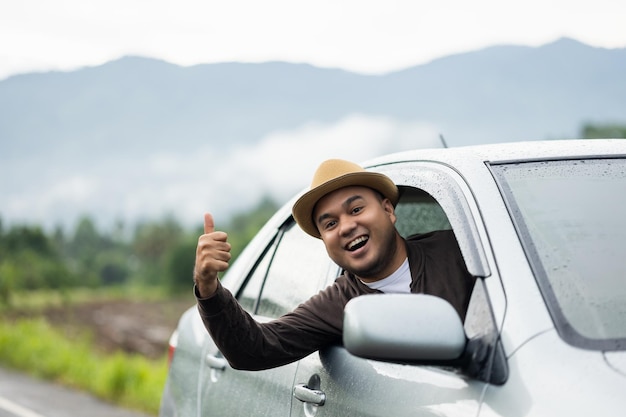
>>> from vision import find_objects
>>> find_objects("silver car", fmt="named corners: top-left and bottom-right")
top-left (160, 139), bottom-right (626, 417)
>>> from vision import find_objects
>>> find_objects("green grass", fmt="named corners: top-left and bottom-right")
top-left (0, 285), bottom-right (175, 312)
top-left (0, 317), bottom-right (167, 415)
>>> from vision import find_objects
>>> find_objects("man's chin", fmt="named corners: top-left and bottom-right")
top-left (351, 263), bottom-right (384, 282)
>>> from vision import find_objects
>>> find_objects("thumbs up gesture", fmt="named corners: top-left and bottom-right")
top-left (194, 213), bottom-right (232, 297)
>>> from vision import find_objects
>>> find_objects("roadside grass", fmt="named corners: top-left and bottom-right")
top-left (0, 318), bottom-right (167, 415)
top-left (0, 288), bottom-right (174, 416)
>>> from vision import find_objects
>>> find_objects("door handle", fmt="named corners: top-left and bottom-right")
top-left (293, 383), bottom-right (326, 406)
top-left (206, 354), bottom-right (227, 370)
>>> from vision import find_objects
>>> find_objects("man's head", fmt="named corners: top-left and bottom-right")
top-left (292, 159), bottom-right (399, 238)
top-left (292, 159), bottom-right (404, 281)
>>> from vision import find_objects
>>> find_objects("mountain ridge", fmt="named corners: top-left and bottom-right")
top-left (2, 37), bottom-right (625, 157)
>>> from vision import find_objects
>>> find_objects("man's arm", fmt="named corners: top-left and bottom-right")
top-left (196, 276), bottom-right (350, 371)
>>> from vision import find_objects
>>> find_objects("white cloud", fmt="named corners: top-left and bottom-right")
top-left (0, 115), bottom-right (441, 232)
top-left (179, 114), bottom-right (442, 227)
top-left (226, 114), bottom-right (441, 198)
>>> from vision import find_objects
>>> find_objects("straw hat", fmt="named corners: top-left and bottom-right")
top-left (292, 159), bottom-right (399, 238)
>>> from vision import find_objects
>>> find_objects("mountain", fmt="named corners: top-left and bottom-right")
top-left (1, 37), bottom-right (625, 230)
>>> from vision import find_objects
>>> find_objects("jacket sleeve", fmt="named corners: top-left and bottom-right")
top-left (196, 280), bottom-right (347, 371)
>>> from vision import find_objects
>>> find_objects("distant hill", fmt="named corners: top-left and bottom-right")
top-left (1, 37), bottom-right (625, 230)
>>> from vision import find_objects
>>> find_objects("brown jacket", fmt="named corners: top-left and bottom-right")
top-left (197, 230), bottom-right (475, 371)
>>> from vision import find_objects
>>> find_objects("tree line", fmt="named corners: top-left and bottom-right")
top-left (0, 197), bottom-right (279, 305)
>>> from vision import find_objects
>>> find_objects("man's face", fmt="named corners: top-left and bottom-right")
top-left (314, 186), bottom-right (402, 282)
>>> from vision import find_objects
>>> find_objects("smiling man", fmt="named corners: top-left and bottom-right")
top-left (194, 159), bottom-right (475, 370)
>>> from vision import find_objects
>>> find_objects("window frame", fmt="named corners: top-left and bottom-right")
top-left (236, 217), bottom-right (336, 319)
top-left (372, 161), bottom-right (491, 279)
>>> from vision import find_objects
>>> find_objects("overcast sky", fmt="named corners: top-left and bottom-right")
top-left (1, 0), bottom-right (626, 80)
top-left (2, 0), bottom-right (626, 230)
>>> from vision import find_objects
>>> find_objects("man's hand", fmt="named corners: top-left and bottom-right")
top-left (194, 213), bottom-right (231, 297)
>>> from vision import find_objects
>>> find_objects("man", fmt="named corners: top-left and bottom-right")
top-left (194, 159), bottom-right (475, 371)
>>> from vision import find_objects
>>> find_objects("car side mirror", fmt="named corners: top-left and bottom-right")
top-left (343, 294), bottom-right (466, 362)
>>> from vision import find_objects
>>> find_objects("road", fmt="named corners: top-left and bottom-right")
top-left (0, 367), bottom-right (154, 417)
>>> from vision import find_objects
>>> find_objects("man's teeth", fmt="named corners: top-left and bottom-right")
top-left (348, 236), bottom-right (368, 251)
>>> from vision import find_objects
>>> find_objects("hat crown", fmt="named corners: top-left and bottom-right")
top-left (310, 159), bottom-right (365, 188)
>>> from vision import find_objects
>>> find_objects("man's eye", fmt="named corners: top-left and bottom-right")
top-left (324, 220), bottom-right (337, 229)
top-left (352, 206), bottom-right (363, 214)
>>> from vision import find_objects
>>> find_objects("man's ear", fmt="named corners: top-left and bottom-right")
top-left (382, 198), bottom-right (397, 221)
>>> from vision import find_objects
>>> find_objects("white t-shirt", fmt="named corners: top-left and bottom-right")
top-left (362, 258), bottom-right (411, 293)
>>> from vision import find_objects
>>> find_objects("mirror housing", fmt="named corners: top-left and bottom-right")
top-left (343, 294), bottom-right (466, 361)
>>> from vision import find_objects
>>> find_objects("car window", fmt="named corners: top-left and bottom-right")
top-left (463, 278), bottom-right (508, 384)
top-left (374, 162), bottom-right (490, 278)
top-left (238, 220), bottom-right (332, 318)
top-left (491, 158), bottom-right (626, 350)
top-left (394, 186), bottom-right (451, 237)
top-left (238, 238), bottom-right (275, 313)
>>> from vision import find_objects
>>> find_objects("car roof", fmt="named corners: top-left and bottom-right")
top-left (363, 139), bottom-right (626, 169)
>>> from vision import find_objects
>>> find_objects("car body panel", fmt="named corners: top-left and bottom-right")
top-left (159, 307), bottom-right (206, 417)
top-left (292, 346), bottom-right (486, 417)
top-left (605, 351), bottom-right (626, 375)
top-left (481, 331), bottom-right (626, 416)
top-left (199, 336), bottom-right (298, 416)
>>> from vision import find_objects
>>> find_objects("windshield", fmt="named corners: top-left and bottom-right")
top-left (491, 157), bottom-right (626, 350)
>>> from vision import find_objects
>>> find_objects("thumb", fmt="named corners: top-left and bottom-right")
top-left (203, 212), bottom-right (215, 234)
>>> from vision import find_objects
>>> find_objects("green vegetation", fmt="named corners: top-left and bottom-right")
top-left (0, 197), bottom-right (279, 305)
top-left (0, 196), bottom-right (279, 415)
top-left (0, 318), bottom-right (167, 414)
top-left (581, 122), bottom-right (626, 139)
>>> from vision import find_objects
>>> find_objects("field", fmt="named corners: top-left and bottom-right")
top-left (0, 290), bottom-right (194, 414)
top-left (5, 291), bottom-right (193, 359)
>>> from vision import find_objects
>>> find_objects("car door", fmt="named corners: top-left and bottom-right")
top-left (198, 217), bottom-right (335, 416)
top-left (290, 161), bottom-right (507, 417)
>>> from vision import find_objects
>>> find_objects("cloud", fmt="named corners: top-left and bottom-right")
top-left (176, 114), bottom-right (442, 227)
top-left (225, 113), bottom-right (442, 198)
top-left (0, 115), bottom-right (441, 232)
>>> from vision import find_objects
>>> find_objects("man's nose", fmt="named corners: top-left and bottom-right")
top-left (338, 216), bottom-right (357, 236)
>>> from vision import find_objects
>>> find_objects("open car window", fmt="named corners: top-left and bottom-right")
top-left (394, 186), bottom-right (452, 237)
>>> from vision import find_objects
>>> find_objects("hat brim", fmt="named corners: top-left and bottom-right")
top-left (292, 171), bottom-right (399, 238)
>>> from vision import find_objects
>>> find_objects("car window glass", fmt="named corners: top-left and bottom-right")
top-left (256, 221), bottom-right (331, 318)
top-left (491, 158), bottom-right (626, 349)
top-left (238, 240), bottom-right (275, 313)
top-left (463, 278), bottom-right (508, 384)
top-left (394, 186), bottom-right (451, 238)
top-left (465, 279), bottom-right (496, 339)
